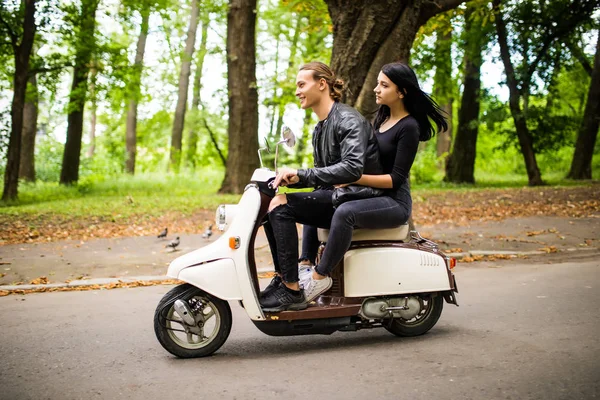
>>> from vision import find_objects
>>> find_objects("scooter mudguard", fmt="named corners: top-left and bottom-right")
top-left (344, 247), bottom-right (451, 297)
top-left (176, 258), bottom-right (243, 300)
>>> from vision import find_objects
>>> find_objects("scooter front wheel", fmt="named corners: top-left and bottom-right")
top-left (154, 284), bottom-right (232, 358)
top-left (385, 294), bottom-right (443, 337)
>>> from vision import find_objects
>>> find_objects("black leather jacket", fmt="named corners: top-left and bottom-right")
top-left (297, 102), bottom-right (382, 188)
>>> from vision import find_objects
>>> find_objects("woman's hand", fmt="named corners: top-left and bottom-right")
top-left (273, 167), bottom-right (299, 188)
top-left (334, 183), bottom-right (351, 188)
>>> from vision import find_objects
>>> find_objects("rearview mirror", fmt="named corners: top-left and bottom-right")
top-left (281, 125), bottom-right (296, 148)
top-left (275, 125), bottom-right (297, 173)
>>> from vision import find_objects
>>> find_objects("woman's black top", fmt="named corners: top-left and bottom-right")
top-left (375, 115), bottom-right (420, 203)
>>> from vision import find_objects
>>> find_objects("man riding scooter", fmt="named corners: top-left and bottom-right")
top-left (259, 61), bottom-right (383, 312)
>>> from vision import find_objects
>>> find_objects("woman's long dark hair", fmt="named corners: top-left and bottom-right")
top-left (373, 63), bottom-right (447, 141)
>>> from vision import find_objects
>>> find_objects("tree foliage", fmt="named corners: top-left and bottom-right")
top-left (0, 0), bottom-right (598, 201)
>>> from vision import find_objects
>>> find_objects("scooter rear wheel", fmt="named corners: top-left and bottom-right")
top-left (154, 284), bottom-right (232, 358)
top-left (385, 294), bottom-right (443, 337)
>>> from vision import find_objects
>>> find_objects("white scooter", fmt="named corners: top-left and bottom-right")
top-left (153, 128), bottom-right (459, 358)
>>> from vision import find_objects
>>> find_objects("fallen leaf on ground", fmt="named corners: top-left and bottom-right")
top-left (538, 246), bottom-right (558, 253)
top-left (459, 254), bottom-right (517, 263)
top-left (460, 255), bottom-right (485, 263)
top-left (29, 276), bottom-right (49, 285)
top-left (526, 230), bottom-right (546, 236)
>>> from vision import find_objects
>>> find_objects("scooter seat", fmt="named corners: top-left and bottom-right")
top-left (317, 224), bottom-right (410, 243)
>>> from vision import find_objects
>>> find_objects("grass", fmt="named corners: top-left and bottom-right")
top-left (414, 171), bottom-right (598, 192)
top-left (0, 169), bottom-right (241, 220)
top-left (1, 168), bottom-right (597, 220)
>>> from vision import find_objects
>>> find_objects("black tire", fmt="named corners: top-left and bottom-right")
top-left (385, 294), bottom-right (443, 337)
top-left (154, 284), bottom-right (232, 358)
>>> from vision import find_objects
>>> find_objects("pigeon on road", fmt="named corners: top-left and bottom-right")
top-left (166, 236), bottom-right (180, 250)
top-left (202, 225), bottom-right (213, 240)
top-left (157, 228), bottom-right (168, 239)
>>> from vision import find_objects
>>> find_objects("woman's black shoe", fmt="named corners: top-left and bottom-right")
top-left (259, 275), bottom-right (282, 299)
top-left (259, 285), bottom-right (307, 312)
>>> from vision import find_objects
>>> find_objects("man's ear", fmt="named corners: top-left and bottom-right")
top-left (319, 78), bottom-right (327, 91)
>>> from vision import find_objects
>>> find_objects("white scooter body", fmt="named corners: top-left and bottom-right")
top-left (166, 168), bottom-right (457, 322)
top-left (166, 169), bottom-right (270, 321)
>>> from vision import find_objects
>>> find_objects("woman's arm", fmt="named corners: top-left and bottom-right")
top-left (354, 174), bottom-right (394, 189)
top-left (350, 121), bottom-right (420, 189)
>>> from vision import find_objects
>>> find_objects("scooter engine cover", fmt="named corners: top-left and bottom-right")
top-left (344, 247), bottom-right (451, 297)
top-left (360, 298), bottom-right (389, 319)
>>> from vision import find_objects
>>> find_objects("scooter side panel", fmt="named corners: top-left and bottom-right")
top-left (178, 258), bottom-right (243, 300)
top-left (344, 247), bottom-right (451, 297)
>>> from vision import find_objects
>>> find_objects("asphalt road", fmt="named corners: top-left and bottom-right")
top-left (1, 259), bottom-right (598, 400)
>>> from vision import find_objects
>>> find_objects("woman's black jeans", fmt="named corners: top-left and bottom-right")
top-left (266, 189), bottom-right (410, 283)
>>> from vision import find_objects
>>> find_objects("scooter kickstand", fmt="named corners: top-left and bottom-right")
top-left (386, 311), bottom-right (395, 329)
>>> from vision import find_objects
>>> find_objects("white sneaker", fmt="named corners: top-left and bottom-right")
top-left (303, 273), bottom-right (333, 302)
top-left (298, 264), bottom-right (313, 290)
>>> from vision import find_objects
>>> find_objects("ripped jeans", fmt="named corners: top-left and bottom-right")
top-left (266, 189), bottom-right (410, 283)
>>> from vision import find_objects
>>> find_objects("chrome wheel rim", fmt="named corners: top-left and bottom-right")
top-left (166, 296), bottom-right (221, 349)
top-left (395, 296), bottom-right (434, 326)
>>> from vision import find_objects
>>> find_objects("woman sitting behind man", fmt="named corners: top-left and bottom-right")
top-left (301, 62), bottom-right (448, 293)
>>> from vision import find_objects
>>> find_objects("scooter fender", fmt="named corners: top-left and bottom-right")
top-left (166, 233), bottom-right (236, 278)
top-left (176, 258), bottom-right (242, 300)
top-left (165, 234), bottom-right (244, 300)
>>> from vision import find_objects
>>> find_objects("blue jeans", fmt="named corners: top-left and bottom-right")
top-left (267, 189), bottom-right (410, 282)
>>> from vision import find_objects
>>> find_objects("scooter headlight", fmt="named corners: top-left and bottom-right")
top-left (216, 205), bottom-right (227, 231)
top-left (215, 204), bottom-right (237, 231)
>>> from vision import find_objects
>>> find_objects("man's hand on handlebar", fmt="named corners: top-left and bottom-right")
top-left (273, 167), bottom-right (299, 188)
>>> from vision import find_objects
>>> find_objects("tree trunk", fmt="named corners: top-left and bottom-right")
top-left (169, 0), bottom-right (200, 173)
top-left (87, 65), bottom-right (97, 158)
top-left (268, 33), bottom-right (281, 140)
top-left (268, 107), bottom-right (278, 140)
top-left (567, 40), bottom-right (592, 77)
top-left (325, 0), bottom-right (467, 118)
top-left (2, 0), bottom-right (37, 201)
top-left (445, 5), bottom-right (484, 184)
top-left (433, 21), bottom-right (453, 161)
top-left (60, 0), bottom-right (99, 185)
top-left (125, 5), bottom-right (150, 174)
top-left (493, 0), bottom-right (543, 186)
top-left (219, 0), bottom-right (259, 194)
top-left (185, 10), bottom-right (209, 169)
top-left (19, 74), bottom-right (38, 182)
top-left (567, 32), bottom-right (600, 180)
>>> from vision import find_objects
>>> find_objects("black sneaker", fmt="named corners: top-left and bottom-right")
top-left (259, 275), bottom-right (282, 299)
top-left (259, 284), bottom-right (307, 312)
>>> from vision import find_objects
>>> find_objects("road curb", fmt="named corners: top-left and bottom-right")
top-left (0, 275), bottom-right (171, 291)
top-left (446, 247), bottom-right (598, 259)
